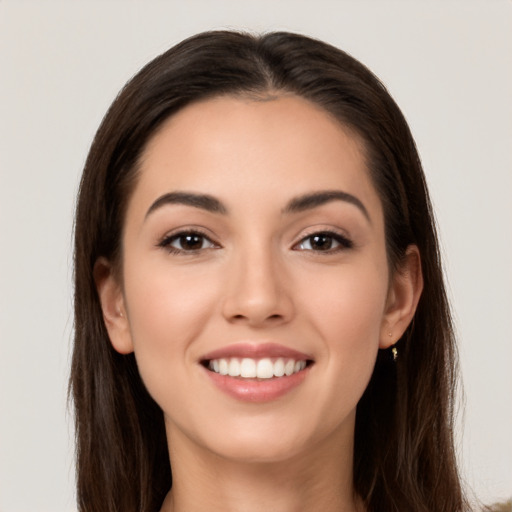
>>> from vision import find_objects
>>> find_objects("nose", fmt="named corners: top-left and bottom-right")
top-left (221, 245), bottom-right (294, 328)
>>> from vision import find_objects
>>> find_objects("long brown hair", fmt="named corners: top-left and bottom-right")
top-left (71, 31), bottom-right (469, 511)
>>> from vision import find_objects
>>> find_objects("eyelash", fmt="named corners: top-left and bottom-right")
top-left (157, 229), bottom-right (353, 255)
top-left (157, 229), bottom-right (219, 255)
top-left (293, 230), bottom-right (353, 253)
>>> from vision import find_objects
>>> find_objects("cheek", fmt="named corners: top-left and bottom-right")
top-left (298, 261), bottom-right (388, 392)
top-left (299, 261), bottom-right (388, 347)
top-left (122, 261), bottom-right (220, 395)
top-left (254, 262), bottom-right (389, 448)
top-left (126, 256), bottom-right (222, 325)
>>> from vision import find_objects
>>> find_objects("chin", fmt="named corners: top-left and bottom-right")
top-left (187, 409), bottom-right (351, 466)
top-left (207, 433), bottom-right (309, 465)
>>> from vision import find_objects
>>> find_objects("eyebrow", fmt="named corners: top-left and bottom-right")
top-left (282, 190), bottom-right (370, 221)
top-left (145, 189), bottom-right (370, 222)
top-left (145, 191), bottom-right (228, 219)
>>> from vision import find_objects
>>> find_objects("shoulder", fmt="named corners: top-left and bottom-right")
top-left (486, 499), bottom-right (512, 512)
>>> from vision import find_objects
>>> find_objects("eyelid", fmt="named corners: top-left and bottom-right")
top-left (292, 227), bottom-right (354, 252)
top-left (156, 227), bottom-right (221, 254)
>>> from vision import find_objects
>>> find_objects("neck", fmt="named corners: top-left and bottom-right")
top-left (160, 423), bottom-right (363, 512)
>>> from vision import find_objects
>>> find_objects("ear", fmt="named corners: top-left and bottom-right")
top-left (380, 245), bottom-right (424, 349)
top-left (93, 257), bottom-right (134, 354)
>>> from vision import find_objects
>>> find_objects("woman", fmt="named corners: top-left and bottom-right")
top-left (71, 31), bottom-right (469, 511)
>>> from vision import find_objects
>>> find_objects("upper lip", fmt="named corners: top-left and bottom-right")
top-left (200, 342), bottom-right (313, 362)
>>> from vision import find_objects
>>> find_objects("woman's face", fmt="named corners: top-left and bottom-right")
top-left (100, 95), bottom-right (415, 464)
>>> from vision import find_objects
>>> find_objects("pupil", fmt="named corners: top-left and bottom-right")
top-left (182, 234), bottom-right (202, 250)
top-left (312, 234), bottom-right (332, 250)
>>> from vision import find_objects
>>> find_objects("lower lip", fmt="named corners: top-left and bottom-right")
top-left (202, 366), bottom-right (310, 402)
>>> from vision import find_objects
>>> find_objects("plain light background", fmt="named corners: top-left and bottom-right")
top-left (0, 1), bottom-right (511, 510)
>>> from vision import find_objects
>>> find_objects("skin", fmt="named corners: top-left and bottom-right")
top-left (96, 95), bottom-right (423, 512)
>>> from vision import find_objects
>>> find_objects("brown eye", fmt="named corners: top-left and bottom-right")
top-left (296, 231), bottom-right (353, 252)
top-left (308, 234), bottom-right (335, 250)
top-left (175, 233), bottom-right (206, 250)
top-left (159, 231), bottom-right (217, 253)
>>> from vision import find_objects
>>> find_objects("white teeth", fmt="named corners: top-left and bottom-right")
top-left (256, 358), bottom-right (274, 379)
top-left (274, 358), bottom-right (285, 377)
top-left (240, 358), bottom-right (257, 378)
top-left (228, 358), bottom-right (241, 377)
top-left (219, 359), bottom-right (229, 375)
top-left (284, 359), bottom-right (295, 376)
top-left (294, 360), bottom-right (306, 372)
top-left (208, 357), bottom-right (308, 379)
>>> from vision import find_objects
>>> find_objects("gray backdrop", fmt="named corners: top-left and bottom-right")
top-left (1, 1), bottom-right (511, 510)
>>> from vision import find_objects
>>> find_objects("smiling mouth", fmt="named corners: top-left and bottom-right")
top-left (202, 357), bottom-right (313, 380)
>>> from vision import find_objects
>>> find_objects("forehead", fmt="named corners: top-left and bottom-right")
top-left (132, 94), bottom-right (381, 219)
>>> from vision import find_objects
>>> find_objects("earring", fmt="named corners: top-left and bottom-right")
top-left (387, 331), bottom-right (397, 361)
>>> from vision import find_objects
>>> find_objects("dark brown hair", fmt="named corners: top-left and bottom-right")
top-left (71, 31), bottom-right (468, 511)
